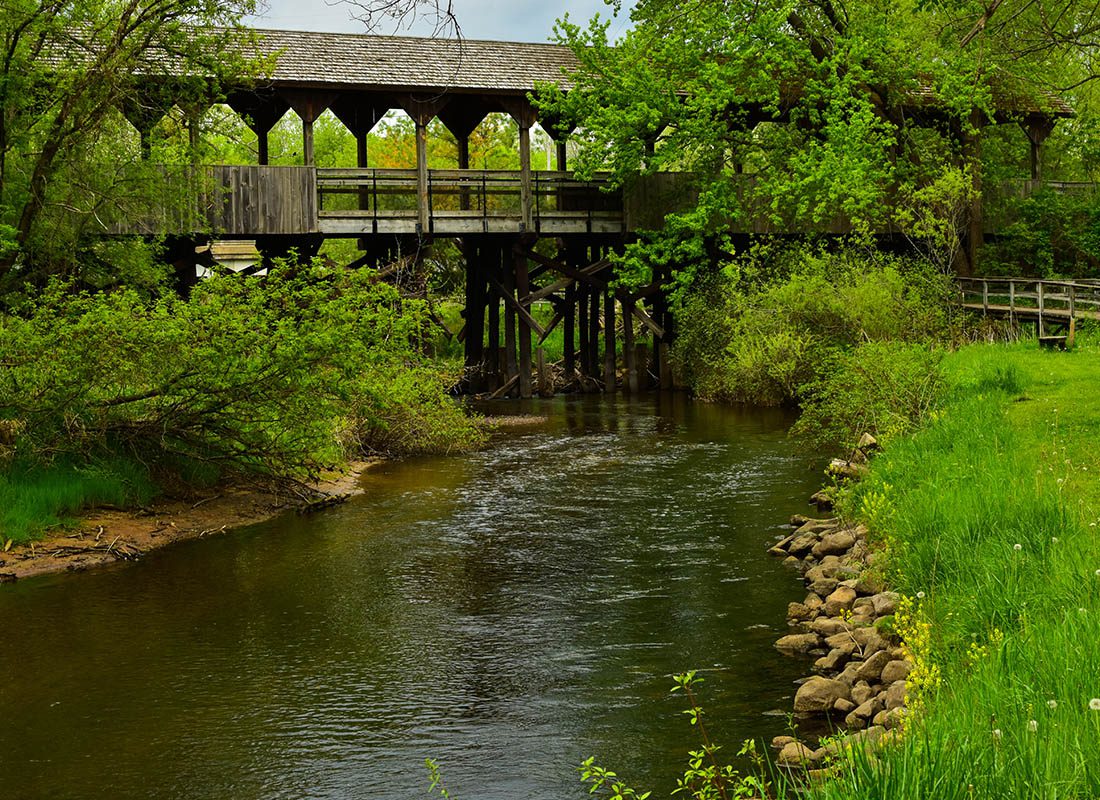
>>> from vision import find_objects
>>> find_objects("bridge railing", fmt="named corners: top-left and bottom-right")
top-left (316, 168), bottom-right (622, 231)
top-left (957, 276), bottom-right (1100, 321)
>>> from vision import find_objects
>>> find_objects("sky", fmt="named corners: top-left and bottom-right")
top-left (246, 0), bottom-right (635, 43)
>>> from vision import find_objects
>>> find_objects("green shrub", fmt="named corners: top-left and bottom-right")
top-left (673, 246), bottom-right (952, 408)
top-left (0, 264), bottom-right (484, 489)
top-left (793, 342), bottom-right (946, 450)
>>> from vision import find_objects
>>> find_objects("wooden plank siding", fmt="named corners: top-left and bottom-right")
top-left (112, 166), bottom-right (318, 237)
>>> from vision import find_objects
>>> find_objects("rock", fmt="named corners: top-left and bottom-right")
top-left (850, 681), bottom-right (875, 706)
top-left (827, 459), bottom-right (869, 481)
top-left (775, 633), bottom-right (821, 655)
top-left (883, 680), bottom-right (907, 710)
top-left (880, 660), bottom-right (912, 685)
top-left (851, 627), bottom-right (891, 655)
top-left (858, 432), bottom-right (880, 452)
top-left (812, 530), bottom-right (857, 559)
top-left (772, 735), bottom-right (797, 750)
top-left (783, 556), bottom-right (802, 568)
top-left (850, 611), bottom-right (876, 626)
top-left (778, 741), bottom-right (816, 765)
top-left (794, 677), bottom-right (851, 713)
top-left (871, 592), bottom-right (900, 617)
top-left (853, 574), bottom-right (885, 595)
top-left (825, 630), bottom-right (858, 650)
top-left (852, 597), bottom-right (875, 615)
top-left (810, 490), bottom-right (834, 511)
top-left (787, 532), bottom-right (819, 557)
top-left (809, 577), bottom-right (839, 597)
top-left (815, 648), bottom-right (852, 672)
top-left (809, 617), bottom-right (851, 637)
top-left (845, 710), bottom-right (867, 730)
top-left (852, 697), bottom-right (884, 721)
top-left (880, 707), bottom-right (907, 729)
top-left (855, 650), bottom-right (893, 682)
top-left (834, 662), bottom-right (862, 688)
top-left (804, 593), bottom-right (825, 610)
top-left (787, 602), bottom-right (814, 622)
top-left (824, 586), bottom-right (858, 616)
top-left (790, 514), bottom-right (814, 527)
top-left (833, 697), bottom-right (857, 714)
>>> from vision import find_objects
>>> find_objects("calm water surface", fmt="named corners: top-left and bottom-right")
top-left (0, 395), bottom-right (823, 800)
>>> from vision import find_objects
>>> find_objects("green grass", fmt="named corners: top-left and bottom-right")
top-left (809, 336), bottom-right (1100, 799)
top-left (0, 457), bottom-right (156, 545)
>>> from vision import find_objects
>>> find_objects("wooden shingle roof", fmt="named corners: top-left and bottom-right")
top-left (244, 27), bottom-right (580, 94)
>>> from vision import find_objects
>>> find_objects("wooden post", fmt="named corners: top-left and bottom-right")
top-left (515, 246), bottom-right (533, 398)
top-left (1038, 280), bottom-right (1046, 337)
top-left (659, 343), bottom-right (672, 390)
top-left (504, 252), bottom-right (518, 391)
top-left (468, 246), bottom-right (485, 393)
top-left (622, 296), bottom-right (638, 393)
top-left (578, 284), bottom-right (590, 379)
top-left (564, 282), bottom-right (576, 381)
top-left (1069, 283), bottom-right (1076, 319)
top-left (415, 116), bottom-right (430, 234)
top-left (487, 247), bottom-right (500, 390)
top-left (589, 287), bottom-right (600, 388)
top-left (556, 141), bottom-right (568, 171)
top-left (458, 135), bottom-right (471, 211)
top-left (1069, 316), bottom-right (1077, 348)
top-left (258, 130), bottom-right (270, 166)
top-left (982, 279), bottom-right (989, 315)
top-left (537, 348), bottom-right (551, 397)
top-left (603, 291), bottom-right (616, 393)
top-left (302, 116), bottom-right (315, 166)
top-left (518, 122), bottom-right (533, 230)
top-left (1009, 279), bottom-right (1016, 315)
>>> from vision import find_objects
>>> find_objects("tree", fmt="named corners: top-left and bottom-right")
top-left (0, 0), bottom-right (262, 290)
top-left (529, 0), bottom-right (1086, 286)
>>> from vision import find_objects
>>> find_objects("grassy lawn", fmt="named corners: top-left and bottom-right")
top-left (812, 336), bottom-right (1100, 799)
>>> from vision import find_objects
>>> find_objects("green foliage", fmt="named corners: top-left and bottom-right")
top-left (793, 342), bottom-right (946, 451)
top-left (0, 0), bottom-right (263, 287)
top-left (580, 672), bottom-right (768, 800)
top-left (983, 188), bottom-right (1100, 278)
top-left (672, 246), bottom-right (952, 417)
top-left (0, 263), bottom-right (483, 500)
top-left (820, 339), bottom-right (1100, 799)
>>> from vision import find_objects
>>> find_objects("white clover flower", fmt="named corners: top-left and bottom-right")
top-left (916, 591), bottom-right (926, 600)
top-left (1095, 570), bottom-right (1100, 577)
top-left (1052, 537), bottom-right (1059, 544)
top-left (1047, 699), bottom-right (1058, 710)
top-left (1028, 720), bottom-right (1038, 732)
top-left (993, 728), bottom-right (1003, 740)
top-left (1014, 543), bottom-right (1023, 551)
top-left (1090, 698), bottom-right (1100, 711)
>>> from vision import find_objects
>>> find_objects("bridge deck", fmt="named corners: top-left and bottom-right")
top-left (957, 277), bottom-right (1100, 328)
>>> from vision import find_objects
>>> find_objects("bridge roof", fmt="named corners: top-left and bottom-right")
top-left (244, 28), bottom-right (579, 95)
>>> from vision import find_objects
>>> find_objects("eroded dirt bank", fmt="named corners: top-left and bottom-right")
top-left (0, 462), bottom-right (378, 583)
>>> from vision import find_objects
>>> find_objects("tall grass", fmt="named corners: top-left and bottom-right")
top-left (0, 458), bottom-right (156, 544)
top-left (811, 340), bottom-right (1100, 799)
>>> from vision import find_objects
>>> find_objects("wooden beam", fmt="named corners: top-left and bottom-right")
top-left (525, 258), bottom-right (610, 304)
top-left (603, 291), bottom-right (616, 392)
top-left (628, 299), bottom-right (665, 339)
top-left (516, 248), bottom-right (533, 398)
top-left (487, 272), bottom-right (546, 339)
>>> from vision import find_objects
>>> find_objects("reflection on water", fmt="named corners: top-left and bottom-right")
top-left (0, 395), bottom-right (823, 800)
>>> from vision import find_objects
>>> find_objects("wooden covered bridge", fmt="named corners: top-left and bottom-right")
top-left (113, 27), bottom-right (1076, 397)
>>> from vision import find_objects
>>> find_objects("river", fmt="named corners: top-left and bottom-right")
top-left (0, 395), bottom-right (823, 800)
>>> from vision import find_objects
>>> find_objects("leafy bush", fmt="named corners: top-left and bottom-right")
top-left (0, 264), bottom-right (483, 489)
top-left (793, 342), bottom-right (946, 451)
top-left (673, 246), bottom-right (952, 413)
top-left (982, 188), bottom-right (1100, 278)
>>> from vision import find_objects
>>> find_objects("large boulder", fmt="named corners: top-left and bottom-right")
top-left (855, 650), bottom-right (893, 682)
top-left (794, 677), bottom-right (851, 712)
top-left (883, 680), bottom-right (908, 710)
top-left (812, 529), bottom-right (857, 559)
top-left (880, 660), bottom-right (912, 685)
top-left (810, 617), bottom-right (851, 637)
top-left (778, 741), bottom-right (817, 765)
top-left (871, 592), bottom-right (900, 617)
top-left (824, 586), bottom-right (858, 616)
top-left (775, 633), bottom-right (821, 655)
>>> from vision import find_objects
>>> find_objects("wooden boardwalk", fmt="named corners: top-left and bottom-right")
top-left (957, 277), bottom-right (1100, 334)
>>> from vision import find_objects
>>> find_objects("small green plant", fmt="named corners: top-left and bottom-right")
top-left (425, 758), bottom-right (453, 799)
top-left (580, 672), bottom-right (768, 800)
